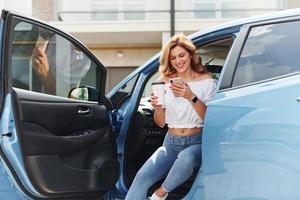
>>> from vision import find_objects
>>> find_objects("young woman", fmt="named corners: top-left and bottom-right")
top-left (125, 34), bottom-right (216, 200)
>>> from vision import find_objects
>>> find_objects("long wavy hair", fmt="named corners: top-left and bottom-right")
top-left (159, 34), bottom-right (206, 76)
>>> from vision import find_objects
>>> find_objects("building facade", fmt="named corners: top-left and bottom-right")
top-left (0, 0), bottom-right (293, 92)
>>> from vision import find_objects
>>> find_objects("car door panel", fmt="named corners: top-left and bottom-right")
top-left (18, 122), bottom-right (110, 155)
top-left (0, 10), bottom-right (119, 199)
top-left (13, 89), bottom-right (109, 137)
top-left (11, 88), bottom-right (119, 196)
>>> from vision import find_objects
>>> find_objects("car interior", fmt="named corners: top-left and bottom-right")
top-left (122, 37), bottom-right (234, 199)
top-left (11, 88), bottom-right (119, 197)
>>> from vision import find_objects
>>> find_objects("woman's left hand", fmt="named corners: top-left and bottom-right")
top-left (171, 83), bottom-right (194, 100)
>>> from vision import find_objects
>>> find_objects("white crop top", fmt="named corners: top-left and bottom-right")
top-left (164, 78), bottom-right (217, 128)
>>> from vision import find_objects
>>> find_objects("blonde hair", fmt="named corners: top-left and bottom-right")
top-left (159, 34), bottom-right (206, 76)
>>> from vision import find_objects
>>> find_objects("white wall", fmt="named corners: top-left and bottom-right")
top-left (0, 0), bottom-right (32, 15)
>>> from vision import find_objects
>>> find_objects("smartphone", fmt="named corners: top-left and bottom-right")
top-left (170, 77), bottom-right (184, 85)
top-left (35, 35), bottom-right (49, 53)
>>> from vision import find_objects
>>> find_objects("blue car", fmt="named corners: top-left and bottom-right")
top-left (1, 8), bottom-right (300, 200)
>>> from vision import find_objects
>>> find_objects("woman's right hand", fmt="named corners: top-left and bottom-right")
top-left (150, 92), bottom-right (163, 110)
top-left (151, 91), bottom-right (166, 128)
top-left (32, 47), bottom-right (50, 80)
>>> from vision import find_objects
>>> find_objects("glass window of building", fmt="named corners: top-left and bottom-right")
top-left (92, 0), bottom-right (118, 20)
top-left (194, 0), bottom-right (216, 19)
top-left (194, 0), bottom-right (249, 19)
top-left (92, 0), bottom-right (145, 21)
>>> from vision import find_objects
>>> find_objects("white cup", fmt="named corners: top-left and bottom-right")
top-left (151, 82), bottom-right (165, 106)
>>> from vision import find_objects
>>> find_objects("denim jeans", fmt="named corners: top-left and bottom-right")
top-left (125, 131), bottom-right (202, 200)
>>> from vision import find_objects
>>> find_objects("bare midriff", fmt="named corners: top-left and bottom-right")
top-left (168, 127), bottom-right (202, 136)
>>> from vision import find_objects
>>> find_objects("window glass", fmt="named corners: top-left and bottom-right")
top-left (221, 2), bottom-right (247, 18)
top-left (197, 38), bottom-right (234, 80)
top-left (142, 71), bottom-right (161, 98)
top-left (110, 73), bottom-right (139, 107)
top-left (194, 0), bottom-right (249, 19)
top-left (124, 2), bottom-right (145, 20)
top-left (118, 74), bottom-right (138, 94)
top-left (139, 70), bottom-right (161, 109)
top-left (92, 0), bottom-right (118, 20)
top-left (194, 2), bottom-right (216, 19)
top-left (92, 0), bottom-right (145, 21)
top-left (11, 19), bottom-right (99, 100)
top-left (232, 21), bottom-right (300, 87)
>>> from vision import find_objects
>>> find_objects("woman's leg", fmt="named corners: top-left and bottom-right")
top-left (125, 145), bottom-right (178, 200)
top-left (161, 143), bottom-right (202, 192)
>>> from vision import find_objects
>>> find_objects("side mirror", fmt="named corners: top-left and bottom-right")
top-left (68, 86), bottom-right (99, 102)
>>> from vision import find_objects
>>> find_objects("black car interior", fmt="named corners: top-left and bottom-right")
top-left (11, 88), bottom-right (119, 198)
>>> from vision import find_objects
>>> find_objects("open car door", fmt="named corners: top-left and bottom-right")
top-left (0, 10), bottom-right (119, 199)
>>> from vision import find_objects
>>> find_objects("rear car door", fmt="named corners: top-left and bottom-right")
top-left (0, 10), bottom-right (118, 199)
top-left (202, 16), bottom-right (300, 199)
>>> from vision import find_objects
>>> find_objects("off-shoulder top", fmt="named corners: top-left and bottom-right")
top-left (164, 78), bottom-right (217, 128)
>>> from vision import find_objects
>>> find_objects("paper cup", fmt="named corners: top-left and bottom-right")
top-left (151, 82), bottom-right (165, 106)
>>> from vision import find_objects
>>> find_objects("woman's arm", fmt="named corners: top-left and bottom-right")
top-left (187, 94), bottom-right (207, 120)
top-left (151, 88), bottom-right (166, 127)
top-left (151, 76), bottom-right (168, 127)
top-left (171, 82), bottom-right (208, 120)
top-left (153, 107), bottom-right (166, 128)
top-left (32, 47), bottom-right (56, 95)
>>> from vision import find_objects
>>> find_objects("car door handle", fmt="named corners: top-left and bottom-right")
top-left (296, 97), bottom-right (300, 102)
top-left (78, 107), bottom-right (91, 115)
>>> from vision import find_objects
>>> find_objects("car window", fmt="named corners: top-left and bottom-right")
top-left (109, 73), bottom-right (139, 108)
top-left (142, 71), bottom-right (161, 98)
top-left (197, 37), bottom-right (233, 80)
top-left (10, 19), bottom-right (100, 100)
top-left (232, 20), bottom-right (300, 87)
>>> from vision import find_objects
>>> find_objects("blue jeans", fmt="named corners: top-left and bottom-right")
top-left (125, 131), bottom-right (202, 200)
